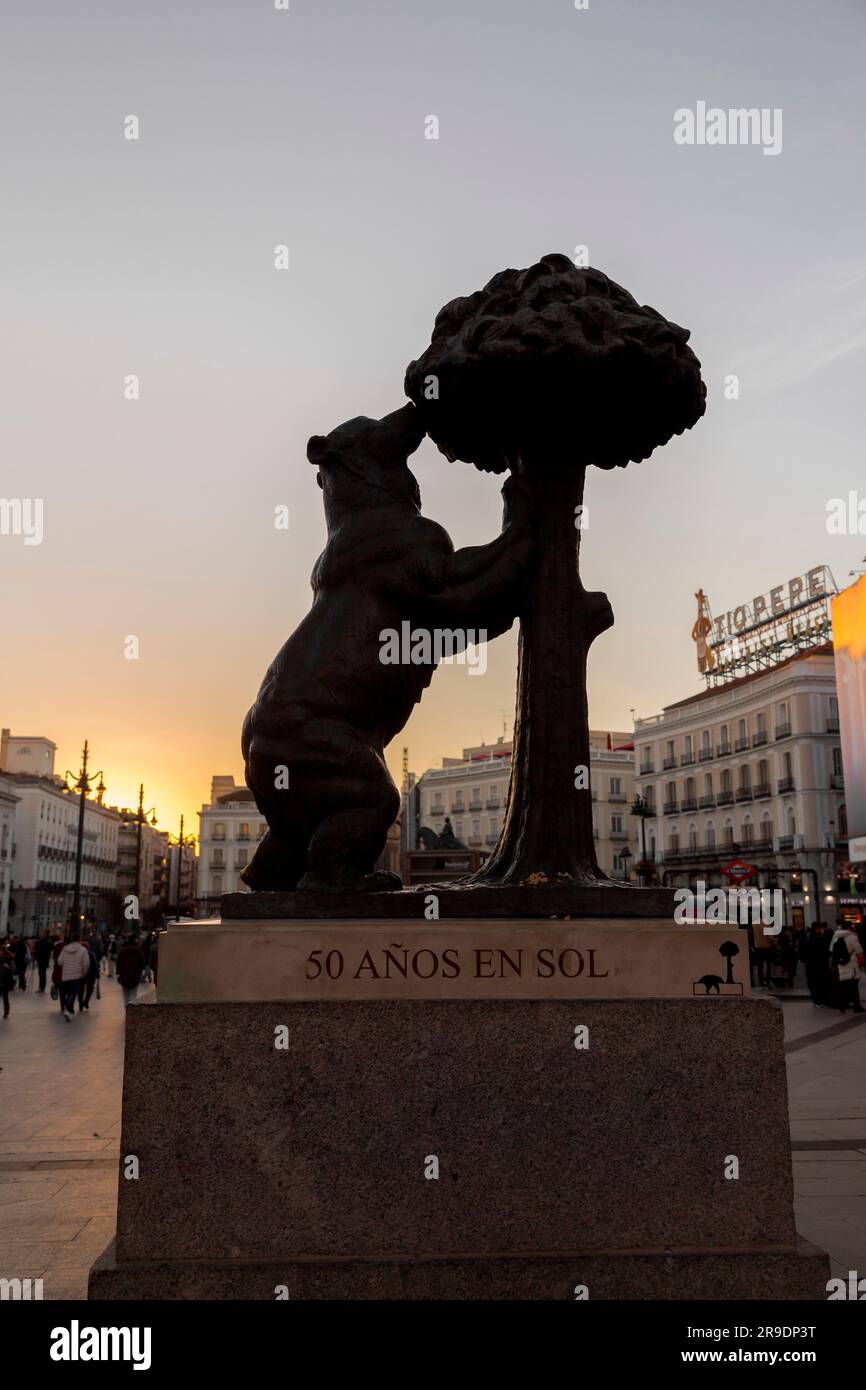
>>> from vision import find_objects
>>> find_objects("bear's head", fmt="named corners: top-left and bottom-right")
top-left (307, 404), bottom-right (426, 526)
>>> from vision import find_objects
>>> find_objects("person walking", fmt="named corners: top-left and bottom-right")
top-left (106, 933), bottom-right (118, 978)
top-left (57, 933), bottom-right (90, 1021)
top-left (1, 940), bottom-right (16, 1019)
top-left (34, 930), bottom-right (54, 993)
top-left (12, 935), bottom-right (30, 992)
top-left (830, 919), bottom-right (865, 1014)
top-left (803, 922), bottom-right (832, 1007)
top-left (82, 938), bottom-right (101, 1011)
top-left (116, 935), bottom-right (145, 1010)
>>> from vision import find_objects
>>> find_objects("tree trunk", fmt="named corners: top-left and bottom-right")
top-left (473, 460), bottom-right (613, 885)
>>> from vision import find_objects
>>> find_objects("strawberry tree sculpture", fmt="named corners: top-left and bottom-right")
top-left (405, 253), bottom-right (706, 887)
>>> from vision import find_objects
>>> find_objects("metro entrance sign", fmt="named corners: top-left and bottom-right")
top-left (721, 859), bottom-right (758, 884)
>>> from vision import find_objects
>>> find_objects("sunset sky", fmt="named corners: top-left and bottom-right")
top-left (3, 0), bottom-right (865, 837)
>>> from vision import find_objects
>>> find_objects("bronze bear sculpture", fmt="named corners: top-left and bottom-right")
top-left (241, 402), bottom-right (534, 892)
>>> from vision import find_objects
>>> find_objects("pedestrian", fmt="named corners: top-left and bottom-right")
top-left (150, 930), bottom-right (160, 988)
top-left (51, 935), bottom-right (65, 1011)
top-left (12, 935), bottom-right (30, 992)
top-left (1, 939), bottom-right (16, 1019)
top-left (803, 922), bottom-right (832, 1007)
top-left (140, 932), bottom-right (153, 984)
top-left (829, 919), bottom-right (865, 1014)
top-left (34, 929), bottom-right (54, 992)
top-left (107, 933), bottom-right (118, 978)
top-left (82, 938), bottom-right (101, 1011)
top-left (57, 932), bottom-right (91, 1021)
top-left (116, 935), bottom-right (145, 1010)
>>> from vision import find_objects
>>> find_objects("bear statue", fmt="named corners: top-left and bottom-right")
top-left (240, 402), bottom-right (534, 893)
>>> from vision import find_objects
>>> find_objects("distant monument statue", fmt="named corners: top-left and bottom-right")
top-left (406, 253), bottom-right (706, 888)
top-left (418, 817), bottom-right (467, 851)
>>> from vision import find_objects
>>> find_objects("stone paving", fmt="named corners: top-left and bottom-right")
top-left (1, 965), bottom-right (864, 1299)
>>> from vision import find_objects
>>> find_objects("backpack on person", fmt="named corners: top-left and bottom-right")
top-left (831, 934), bottom-right (851, 967)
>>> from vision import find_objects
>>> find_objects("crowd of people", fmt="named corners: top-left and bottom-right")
top-left (0, 926), bottom-right (162, 1022)
top-left (750, 917), bottom-right (865, 1013)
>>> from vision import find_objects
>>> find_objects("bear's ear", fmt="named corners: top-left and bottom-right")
top-left (306, 434), bottom-right (330, 465)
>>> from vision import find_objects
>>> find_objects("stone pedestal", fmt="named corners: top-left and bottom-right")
top-left (89, 919), bottom-right (828, 1300)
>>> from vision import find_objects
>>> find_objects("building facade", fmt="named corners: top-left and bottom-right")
top-left (634, 644), bottom-right (853, 928)
top-left (0, 774), bottom-right (20, 935)
top-left (415, 731), bottom-right (640, 879)
top-left (197, 776), bottom-right (267, 913)
top-left (116, 815), bottom-right (169, 916)
top-left (4, 774), bottom-right (121, 936)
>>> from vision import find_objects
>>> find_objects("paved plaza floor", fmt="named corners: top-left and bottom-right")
top-left (1, 969), bottom-right (864, 1300)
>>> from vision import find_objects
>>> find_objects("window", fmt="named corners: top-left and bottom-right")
top-left (490, 817), bottom-right (498, 834)
top-left (706, 824), bottom-right (716, 848)
top-left (237, 850), bottom-right (248, 868)
top-left (239, 822), bottom-right (250, 838)
top-left (212, 874), bottom-right (223, 893)
top-left (456, 820), bottom-right (464, 837)
top-left (688, 825), bottom-right (698, 851)
top-left (742, 820), bottom-right (753, 844)
top-left (611, 814), bottom-right (623, 833)
top-left (761, 817), bottom-right (773, 843)
top-left (433, 793), bottom-right (443, 810)
top-left (472, 819), bottom-right (481, 838)
top-left (213, 823), bottom-right (225, 841)
top-left (610, 777), bottom-right (622, 796)
top-left (701, 731), bottom-right (710, 752)
top-left (833, 747), bottom-right (843, 775)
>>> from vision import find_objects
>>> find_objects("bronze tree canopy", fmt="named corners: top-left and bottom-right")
top-left (406, 253), bottom-right (706, 887)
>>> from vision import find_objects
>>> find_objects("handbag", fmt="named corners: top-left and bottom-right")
top-left (50, 984), bottom-right (59, 1000)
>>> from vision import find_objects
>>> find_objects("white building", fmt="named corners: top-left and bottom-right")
top-left (1, 729), bottom-right (121, 935)
top-left (416, 732), bottom-right (640, 879)
top-left (634, 644), bottom-right (848, 927)
top-left (0, 774), bottom-right (20, 935)
top-left (5, 775), bottom-right (121, 936)
top-left (198, 776), bottom-right (266, 911)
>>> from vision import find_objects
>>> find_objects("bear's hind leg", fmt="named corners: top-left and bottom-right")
top-left (241, 827), bottom-right (308, 891)
top-left (299, 803), bottom-right (400, 892)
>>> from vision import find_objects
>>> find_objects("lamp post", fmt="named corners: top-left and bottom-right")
top-left (619, 846), bottom-right (632, 882)
top-left (133, 784), bottom-right (158, 932)
top-left (630, 794), bottom-right (655, 887)
top-left (64, 741), bottom-right (104, 936)
top-left (167, 814), bottom-right (196, 911)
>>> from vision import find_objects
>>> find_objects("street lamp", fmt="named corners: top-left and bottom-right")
top-left (64, 741), bottom-right (104, 935)
top-left (132, 784), bottom-right (158, 930)
top-left (167, 814), bottom-right (196, 910)
top-left (619, 846), bottom-right (632, 882)
top-left (630, 794), bottom-right (655, 886)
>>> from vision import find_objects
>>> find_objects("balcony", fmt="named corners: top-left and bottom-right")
top-left (450, 803), bottom-right (465, 814)
top-left (468, 800), bottom-right (482, 812)
top-left (775, 723), bottom-right (792, 740)
top-left (610, 829), bottom-right (628, 841)
top-left (831, 773), bottom-right (844, 790)
top-left (717, 790), bottom-right (734, 806)
top-left (752, 731), bottom-right (768, 747)
top-left (640, 761), bottom-right (654, 775)
top-left (680, 798), bottom-right (698, 813)
top-left (430, 806), bottom-right (445, 817)
top-left (778, 835), bottom-right (794, 851)
top-left (736, 787), bottom-right (753, 803)
top-left (716, 743), bottom-right (732, 758)
top-left (699, 794), bottom-right (716, 809)
top-left (698, 748), bottom-right (714, 762)
top-left (680, 752), bottom-right (695, 767)
top-left (734, 737), bottom-right (749, 752)
top-left (485, 834), bottom-right (498, 845)
top-left (827, 717), bottom-right (840, 733)
top-left (485, 799), bottom-right (500, 810)
top-left (609, 792), bottom-right (627, 803)
top-left (237, 833), bottom-right (250, 842)
top-left (754, 783), bottom-right (772, 799)
top-left (663, 800), bottom-right (679, 815)
top-left (777, 777), bottom-right (795, 794)
top-left (662, 756), bottom-right (677, 770)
